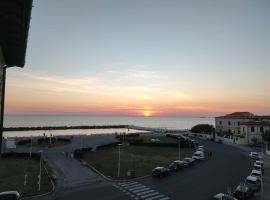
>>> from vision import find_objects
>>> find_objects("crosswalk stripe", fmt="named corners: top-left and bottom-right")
top-left (129, 185), bottom-right (147, 191)
top-left (145, 194), bottom-right (165, 200)
top-left (132, 187), bottom-right (151, 193)
top-left (141, 192), bottom-right (159, 198)
top-left (119, 182), bottom-right (137, 186)
top-left (124, 183), bottom-right (142, 189)
top-left (159, 197), bottom-right (170, 200)
top-left (136, 189), bottom-right (155, 196)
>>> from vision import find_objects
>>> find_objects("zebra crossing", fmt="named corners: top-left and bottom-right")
top-left (113, 181), bottom-right (170, 200)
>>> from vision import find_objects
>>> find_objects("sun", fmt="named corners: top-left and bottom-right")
top-left (143, 110), bottom-right (152, 117)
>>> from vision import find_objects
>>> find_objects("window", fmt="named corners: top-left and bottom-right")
top-left (219, 121), bottom-right (222, 125)
top-left (228, 121), bottom-right (231, 126)
top-left (260, 127), bottom-right (264, 133)
top-left (243, 127), bottom-right (245, 132)
top-left (251, 127), bottom-right (255, 132)
top-left (238, 122), bottom-right (240, 126)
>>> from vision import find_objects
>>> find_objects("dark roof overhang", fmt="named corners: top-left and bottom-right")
top-left (0, 0), bottom-right (33, 67)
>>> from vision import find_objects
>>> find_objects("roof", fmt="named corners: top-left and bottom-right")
top-left (216, 112), bottom-right (254, 119)
top-left (0, 0), bottom-right (33, 67)
top-left (241, 121), bottom-right (270, 126)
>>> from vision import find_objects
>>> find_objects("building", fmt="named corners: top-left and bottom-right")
top-left (215, 112), bottom-right (255, 135)
top-left (241, 121), bottom-right (270, 145)
top-left (0, 0), bottom-right (33, 153)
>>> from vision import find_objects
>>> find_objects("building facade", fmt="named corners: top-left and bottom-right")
top-left (215, 112), bottom-right (255, 135)
top-left (241, 121), bottom-right (270, 145)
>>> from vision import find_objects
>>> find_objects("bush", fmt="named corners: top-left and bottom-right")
top-left (191, 124), bottom-right (214, 134)
top-left (96, 142), bottom-right (121, 150)
top-left (74, 147), bottom-right (92, 159)
top-left (16, 139), bottom-right (31, 145)
top-left (1, 151), bottom-right (40, 160)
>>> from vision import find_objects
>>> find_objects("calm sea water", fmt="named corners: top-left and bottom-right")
top-left (3, 115), bottom-right (214, 137)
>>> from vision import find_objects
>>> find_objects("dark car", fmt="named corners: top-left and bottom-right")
top-left (169, 162), bottom-right (178, 172)
top-left (183, 157), bottom-right (195, 166)
top-left (233, 185), bottom-right (253, 200)
top-left (0, 191), bottom-right (20, 200)
top-left (152, 167), bottom-right (170, 178)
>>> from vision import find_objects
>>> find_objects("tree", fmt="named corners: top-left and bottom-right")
top-left (190, 124), bottom-right (214, 134)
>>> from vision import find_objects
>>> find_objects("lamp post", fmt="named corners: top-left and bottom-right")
top-left (30, 135), bottom-right (32, 158)
top-left (117, 143), bottom-right (122, 178)
top-left (38, 150), bottom-right (43, 191)
top-left (178, 137), bottom-right (181, 160)
top-left (261, 132), bottom-right (264, 196)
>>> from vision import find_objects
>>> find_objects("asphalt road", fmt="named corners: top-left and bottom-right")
top-left (27, 138), bottom-right (254, 200)
top-left (137, 139), bottom-right (253, 200)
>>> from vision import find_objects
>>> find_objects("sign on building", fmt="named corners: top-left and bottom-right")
top-left (6, 138), bottom-right (16, 149)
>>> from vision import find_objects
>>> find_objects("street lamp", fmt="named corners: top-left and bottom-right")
top-left (29, 135), bottom-right (32, 158)
top-left (178, 137), bottom-right (181, 160)
top-left (38, 150), bottom-right (43, 191)
top-left (117, 143), bottom-right (122, 178)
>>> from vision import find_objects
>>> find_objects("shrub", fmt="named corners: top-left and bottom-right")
top-left (191, 124), bottom-right (214, 134)
top-left (96, 142), bottom-right (121, 150)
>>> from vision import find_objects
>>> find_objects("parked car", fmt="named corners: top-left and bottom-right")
top-left (172, 160), bottom-right (187, 169)
top-left (0, 191), bottom-right (20, 200)
top-left (198, 145), bottom-right (204, 149)
top-left (233, 184), bottom-right (253, 200)
top-left (253, 163), bottom-right (264, 173)
top-left (250, 170), bottom-right (262, 181)
top-left (197, 147), bottom-right (204, 152)
top-left (152, 167), bottom-right (170, 178)
top-left (255, 160), bottom-right (264, 167)
top-left (192, 151), bottom-right (205, 161)
top-left (245, 175), bottom-right (261, 192)
top-left (150, 138), bottom-right (160, 143)
top-left (169, 162), bottom-right (179, 172)
top-left (216, 139), bottom-right (223, 144)
top-left (213, 193), bottom-right (237, 200)
top-left (249, 152), bottom-right (262, 160)
top-left (183, 157), bottom-right (195, 165)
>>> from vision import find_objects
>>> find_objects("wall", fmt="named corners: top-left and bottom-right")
top-left (215, 118), bottom-right (250, 135)
top-left (216, 135), bottom-right (248, 145)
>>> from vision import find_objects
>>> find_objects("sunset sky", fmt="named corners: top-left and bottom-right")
top-left (5, 0), bottom-right (270, 116)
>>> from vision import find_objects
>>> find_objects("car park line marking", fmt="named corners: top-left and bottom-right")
top-left (132, 187), bottom-right (151, 193)
top-left (136, 189), bottom-right (155, 196)
top-left (140, 192), bottom-right (159, 198)
top-left (145, 194), bottom-right (165, 200)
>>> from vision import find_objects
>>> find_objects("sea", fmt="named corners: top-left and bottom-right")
top-left (3, 115), bottom-right (215, 137)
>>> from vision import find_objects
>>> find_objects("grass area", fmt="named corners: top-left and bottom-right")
top-left (131, 135), bottom-right (177, 143)
top-left (0, 157), bottom-right (53, 197)
top-left (83, 144), bottom-right (194, 180)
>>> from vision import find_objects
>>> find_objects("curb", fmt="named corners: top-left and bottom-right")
top-left (21, 160), bottom-right (56, 200)
top-left (79, 158), bottom-right (150, 183)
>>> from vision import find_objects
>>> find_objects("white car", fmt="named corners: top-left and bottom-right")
top-left (253, 163), bottom-right (263, 173)
top-left (192, 151), bottom-right (205, 161)
top-left (250, 169), bottom-right (262, 181)
top-left (249, 152), bottom-right (262, 160)
top-left (245, 175), bottom-right (261, 192)
top-left (213, 193), bottom-right (237, 200)
top-left (0, 191), bottom-right (20, 200)
top-left (255, 160), bottom-right (264, 167)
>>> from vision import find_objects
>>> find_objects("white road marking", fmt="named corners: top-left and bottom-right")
top-left (145, 194), bottom-right (165, 200)
top-left (129, 185), bottom-right (147, 191)
top-left (132, 187), bottom-right (151, 193)
top-left (136, 189), bottom-right (155, 196)
top-left (124, 183), bottom-right (142, 189)
top-left (140, 192), bottom-right (159, 198)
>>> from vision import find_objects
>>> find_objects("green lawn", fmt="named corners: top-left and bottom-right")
top-left (0, 158), bottom-right (53, 197)
top-left (83, 144), bottom-right (194, 180)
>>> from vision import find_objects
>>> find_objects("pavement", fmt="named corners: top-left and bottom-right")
top-left (3, 134), bottom-right (269, 200)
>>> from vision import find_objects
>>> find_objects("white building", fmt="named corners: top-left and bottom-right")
top-left (215, 112), bottom-right (255, 135)
top-left (241, 121), bottom-right (270, 145)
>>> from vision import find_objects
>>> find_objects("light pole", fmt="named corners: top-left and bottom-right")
top-left (38, 150), bottom-right (43, 191)
top-left (261, 132), bottom-right (264, 197)
top-left (30, 135), bottom-right (32, 158)
top-left (117, 143), bottom-right (122, 178)
top-left (178, 137), bottom-right (181, 160)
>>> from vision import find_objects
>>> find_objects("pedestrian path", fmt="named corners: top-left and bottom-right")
top-left (113, 181), bottom-right (170, 200)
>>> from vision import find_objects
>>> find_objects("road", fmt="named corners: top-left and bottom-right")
top-left (28, 138), bottom-right (255, 200)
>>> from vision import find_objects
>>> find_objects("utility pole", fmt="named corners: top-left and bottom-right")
top-left (117, 143), bottom-right (122, 177)
top-left (0, 66), bottom-right (7, 155)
